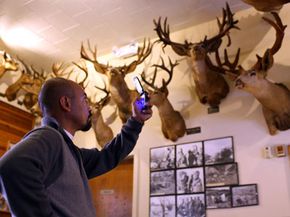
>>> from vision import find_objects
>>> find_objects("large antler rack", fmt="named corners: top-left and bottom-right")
top-left (205, 47), bottom-right (241, 80)
top-left (80, 40), bottom-right (108, 74)
top-left (153, 2), bottom-right (240, 56)
top-left (153, 17), bottom-right (191, 55)
top-left (117, 38), bottom-right (154, 74)
top-left (203, 2), bottom-right (240, 49)
top-left (141, 57), bottom-right (178, 91)
top-left (73, 61), bottom-right (90, 88)
top-left (261, 12), bottom-right (286, 56)
top-left (93, 79), bottom-right (111, 108)
top-left (80, 38), bottom-right (154, 75)
top-left (212, 11), bottom-right (286, 80)
top-left (51, 62), bottom-right (73, 78)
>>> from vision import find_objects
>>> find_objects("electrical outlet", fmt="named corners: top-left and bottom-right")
top-left (263, 146), bottom-right (273, 159)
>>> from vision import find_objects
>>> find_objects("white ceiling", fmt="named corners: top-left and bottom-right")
top-left (0, 0), bottom-right (250, 69)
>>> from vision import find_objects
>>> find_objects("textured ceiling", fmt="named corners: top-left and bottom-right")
top-left (0, 0), bottom-right (250, 69)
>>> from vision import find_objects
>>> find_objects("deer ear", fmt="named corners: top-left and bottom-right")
top-left (261, 49), bottom-right (274, 72)
top-left (171, 44), bottom-right (189, 56)
top-left (161, 80), bottom-right (169, 96)
top-left (206, 39), bottom-right (222, 53)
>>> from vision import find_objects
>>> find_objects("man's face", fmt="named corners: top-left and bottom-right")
top-left (70, 83), bottom-right (92, 132)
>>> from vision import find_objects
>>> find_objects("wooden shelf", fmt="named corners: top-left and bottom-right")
top-left (0, 100), bottom-right (35, 154)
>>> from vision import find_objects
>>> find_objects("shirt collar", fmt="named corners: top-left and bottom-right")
top-left (63, 129), bottom-right (74, 140)
top-left (41, 116), bottom-right (74, 140)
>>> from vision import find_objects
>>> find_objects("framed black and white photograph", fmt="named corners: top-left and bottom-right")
top-left (176, 167), bottom-right (204, 194)
top-left (232, 184), bottom-right (259, 207)
top-left (206, 186), bottom-right (231, 209)
top-left (177, 194), bottom-right (205, 217)
top-left (204, 136), bottom-right (234, 165)
top-left (150, 170), bottom-right (176, 196)
top-left (205, 163), bottom-right (239, 187)
top-left (150, 195), bottom-right (176, 217)
top-left (176, 142), bottom-right (203, 168)
top-left (150, 146), bottom-right (175, 171)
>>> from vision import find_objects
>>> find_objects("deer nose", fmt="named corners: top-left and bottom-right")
top-left (235, 79), bottom-right (244, 88)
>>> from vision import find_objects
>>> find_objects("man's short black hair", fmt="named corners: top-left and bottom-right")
top-left (38, 77), bottom-right (74, 115)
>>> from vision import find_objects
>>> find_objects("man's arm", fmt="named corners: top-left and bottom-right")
top-left (0, 128), bottom-right (62, 217)
top-left (80, 117), bottom-right (143, 178)
top-left (81, 97), bottom-right (152, 178)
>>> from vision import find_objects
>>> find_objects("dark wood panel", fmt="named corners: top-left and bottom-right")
top-left (89, 158), bottom-right (134, 217)
top-left (0, 100), bottom-right (35, 132)
top-left (0, 100), bottom-right (35, 151)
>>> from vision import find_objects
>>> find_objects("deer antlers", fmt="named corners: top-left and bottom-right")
top-left (153, 2), bottom-right (239, 56)
top-left (141, 57), bottom-right (178, 92)
top-left (153, 2), bottom-right (239, 107)
top-left (141, 57), bottom-right (186, 141)
top-left (80, 38), bottom-right (154, 123)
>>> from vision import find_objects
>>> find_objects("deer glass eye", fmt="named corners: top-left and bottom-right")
top-left (250, 70), bottom-right (256, 76)
top-left (193, 46), bottom-right (199, 51)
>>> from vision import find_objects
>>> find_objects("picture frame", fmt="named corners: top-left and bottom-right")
top-left (232, 184), bottom-right (259, 207)
top-left (176, 141), bottom-right (203, 168)
top-left (150, 170), bottom-right (176, 196)
top-left (150, 145), bottom-right (175, 171)
top-left (205, 163), bottom-right (239, 187)
top-left (206, 186), bottom-right (232, 209)
top-left (150, 195), bottom-right (176, 217)
top-left (176, 167), bottom-right (204, 194)
top-left (177, 193), bottom-right (206, 217)
top-left (204, 136), bottom-right (234, 165)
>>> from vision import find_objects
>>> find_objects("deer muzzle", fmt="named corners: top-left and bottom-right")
top-left (235, 79), bottom-right (245, 89)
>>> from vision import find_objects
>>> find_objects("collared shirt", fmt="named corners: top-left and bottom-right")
top-left (63, 129), bottom-right (74, 141)
top-left (41, 116), bottom-right (73, 140)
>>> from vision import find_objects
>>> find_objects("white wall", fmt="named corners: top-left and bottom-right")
top-left (73, 5), bottom-right (290, 217)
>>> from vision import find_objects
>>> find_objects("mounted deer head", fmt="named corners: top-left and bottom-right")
top-left (91, 84), bottom-right (114, 148)
top-left (0, 51), bottom-right (19, 79)
top-left (30, 62), bottom-right (73, 118)
top-left (80, 39), bottom-right (153, 123)
top-left (19, 66), bottom-right (47, 110)
top-left (241, 0), bottom-right (290, 12)
top-left (141, 57), bottom-right (186, 141)
top-left (74, 61), bottom-right (114, 147)
top-left (153, 3), bottom-right (239, 107)
top-left (0, 58), bottom-right (34, 102)
top-left (224, 12), bottom-right (289, 135)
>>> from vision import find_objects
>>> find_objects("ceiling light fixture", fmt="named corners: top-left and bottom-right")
top-left (112, 42), bottom-right (138, 58)
top-left (1, 26), bottom-right (42, 49)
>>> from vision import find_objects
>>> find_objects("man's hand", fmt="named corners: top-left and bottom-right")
top-left (132, 96), bottom-right (153, 123)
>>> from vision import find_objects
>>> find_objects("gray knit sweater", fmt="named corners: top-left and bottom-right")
top-left (0, 116), bottom-right (143, 217)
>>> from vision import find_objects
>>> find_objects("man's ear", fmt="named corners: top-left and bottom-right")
top-left (59, 96), bottom-right (71, 112)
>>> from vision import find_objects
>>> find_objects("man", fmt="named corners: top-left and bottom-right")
top-left (0, 77), bottom-right (152, 217)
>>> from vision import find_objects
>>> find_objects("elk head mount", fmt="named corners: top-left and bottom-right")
top-left (74, 61), bottom-right (114, 148)
top-left (90, 84), bottom-right (114, 148)
top-left (222, 12), bottom-right (289, 135)
top-left (153, 2), bottom-right (239, 108)
top-left (0, 58), bottom-right (34, 103)
top-left (80, 39), bottom-right (153, 123)
top-left (141, 57), bottom-right (186, 142)
top-left (241, 0), bottom-right (290, 12)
